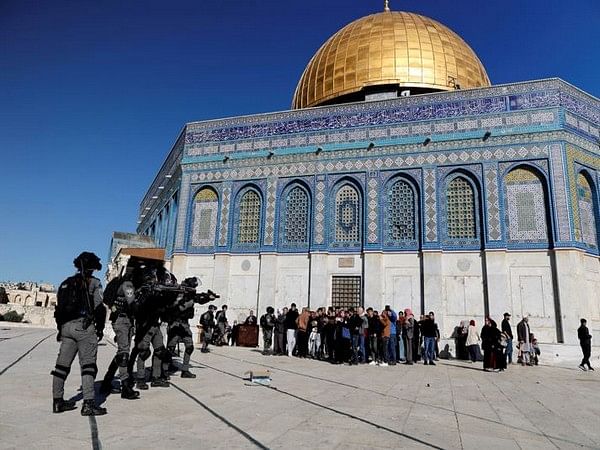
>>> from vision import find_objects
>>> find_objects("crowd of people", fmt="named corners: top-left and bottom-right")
top-left (202, 305), bottom-right (594, 374)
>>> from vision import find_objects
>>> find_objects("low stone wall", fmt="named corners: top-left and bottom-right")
top-left (0, 303), bottom-right (56, 327)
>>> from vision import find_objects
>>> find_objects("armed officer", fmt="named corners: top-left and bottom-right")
top-left (166, 277), bottom-right (198, 378)
top-left (100, 279), bottom-right (140, 399)
top-left (199, 304), bottom-right (217, 353)
top-left (51, 252), bottom-right (107, 416)
top-left (132, 268), bottom-right (173, 389)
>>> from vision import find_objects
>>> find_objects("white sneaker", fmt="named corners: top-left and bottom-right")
top-left (369, 361), bottom-right (377, 366)
top-left (578, 364), bottom-right (587, 371)
top-left (379, 362), bottom-right (388, 367)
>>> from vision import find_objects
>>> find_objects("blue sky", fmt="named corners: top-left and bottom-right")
top-left (1, 0), bottom-right (598, 286)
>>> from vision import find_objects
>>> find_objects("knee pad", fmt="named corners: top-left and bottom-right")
top-left (184, 345), bottom-right (194, 355)
top-left (139, 348), bottom-right (151, 361)
top-left (51, 364), bottom-right (71, 380)
top-left (81, 363), bottom-right (98, 378)
top-left (115, 352), bottom-right (129, 367)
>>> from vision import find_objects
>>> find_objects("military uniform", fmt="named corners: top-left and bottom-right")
top-left (260, 308), bottom-right (275, 355)
top-left (199, 307), bottom-right (216, 352)
top-left (99, 280), bottom-right (140, 399)
top-left (132, 284), bottom-right (172, 388)
top-left (52, 252), bottom-right (107, 416)
top-left (166, 296), bottom-right (196, 377)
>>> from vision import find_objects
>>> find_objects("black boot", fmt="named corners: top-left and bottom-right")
top-left (150, 377), bottom-right (170, 387)
top-left (53, 398), bottom-right (77, 413)
top-left (80, 399), bottom-right (107, 416)
top-left (136, 379), bottom-right (149, 390)
top-left (120, 382), bottom-right (140, 400)
top-left (181, 370), bottom-right (196, 379)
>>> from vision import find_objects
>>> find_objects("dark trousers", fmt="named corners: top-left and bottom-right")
top-left (297, 330), bottom-right (308, 357)
top-left (263, 329), bottom-right (273, 352)
top-left (351, 334), bottom-right (360, 363)
top-left (405, 337), bottom-right (413, 362)
top-left (326, 332), bottom-right (335, 360)
top-left (368, 335), bottom-right (378, 362)
top-left (382, 336), bottom-right (390, 363)
top-left (468, 344), bottom-right (479, 362)
top-left (273, 329), bottom-right (285, 354)
top-left (581, 342), bottom-right (592, 367)
top-left (388, 334), bottom-right (397, 363)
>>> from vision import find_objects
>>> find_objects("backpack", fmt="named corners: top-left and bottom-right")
top-left (55, 275), bottom-right (86, 326)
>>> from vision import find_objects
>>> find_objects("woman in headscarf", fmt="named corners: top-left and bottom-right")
top-left (481, 317), bottom-right (505, 371)
top-left (466, 319), bottom-right (480, 363)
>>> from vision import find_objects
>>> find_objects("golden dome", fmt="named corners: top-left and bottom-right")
top-left (292, 10), bottom-right (491, 109)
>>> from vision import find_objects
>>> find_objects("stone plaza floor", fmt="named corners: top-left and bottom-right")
top-left (1, 325), bottom-right (599, 450)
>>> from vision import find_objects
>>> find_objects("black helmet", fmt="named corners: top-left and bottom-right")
top-left (73, 252), bottom-right (102, 272)
top-left (182, 277), bottom-right (199, 289)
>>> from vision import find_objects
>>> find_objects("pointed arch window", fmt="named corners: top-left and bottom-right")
top-left (447, 177), bottom-right (476, 239)
top-left (335, 185), bottom-right (361, 243)
top-left (577, 173), bottom-right (597, 248)
top-left (192, 188), bottom-right (218, 247)
top-left (237, 190), bottom-right (261, 244)
top-left (504, 168), bottom-right (548, 242)
top-left (283, 186), bottom-right (309, 245)
top-left (387, 179), bottom-right (416, 244)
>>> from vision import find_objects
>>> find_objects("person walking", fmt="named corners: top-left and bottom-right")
top-left (466, 319), bottom-right (480, 363)
top-left (501, 312), bottom-right (514, 365)
top-left (578, 318), bottom-right (594, 371)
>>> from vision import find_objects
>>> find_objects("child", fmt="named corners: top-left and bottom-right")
top-left (530, 334), bottom-right (540, 366)
top-left (308, 320), bottom-right (320, 358)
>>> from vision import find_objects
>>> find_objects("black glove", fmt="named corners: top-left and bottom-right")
top-left (97, 331), bottom-right (104, 341)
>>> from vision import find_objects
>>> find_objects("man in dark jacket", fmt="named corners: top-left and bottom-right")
top-left (347, 308), bottom-right (363, 364)
top-left (578, 318), bottom-right (594, 371)
top-left (366, 308), bottom-right (381, 364)
top-left (284, 303), bottom-right (299, 356)
top-left (501, 312), bottom-right (514, 365)
top-left (273, 307), bottom-right (287, 355)
top-left (421, 312), bottom-right (438, 366)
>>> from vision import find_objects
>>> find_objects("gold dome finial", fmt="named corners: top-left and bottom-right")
top-left (384, 0), bottom-right (390, 12)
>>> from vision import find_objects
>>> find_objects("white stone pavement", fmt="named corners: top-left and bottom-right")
top-left (1, 325), bottom-right (599, 450)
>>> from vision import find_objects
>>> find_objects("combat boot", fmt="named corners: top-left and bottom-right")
top-left (181, 370), bottom-right (196, 379)
top-left (53, 398), bottom-right (77, 413)
top-left (150, 377), bottom-right (170, 387)
top-left (121, 383), bottom-right (140, 400)
top-left (80, 400), bottom-right (107, 416)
